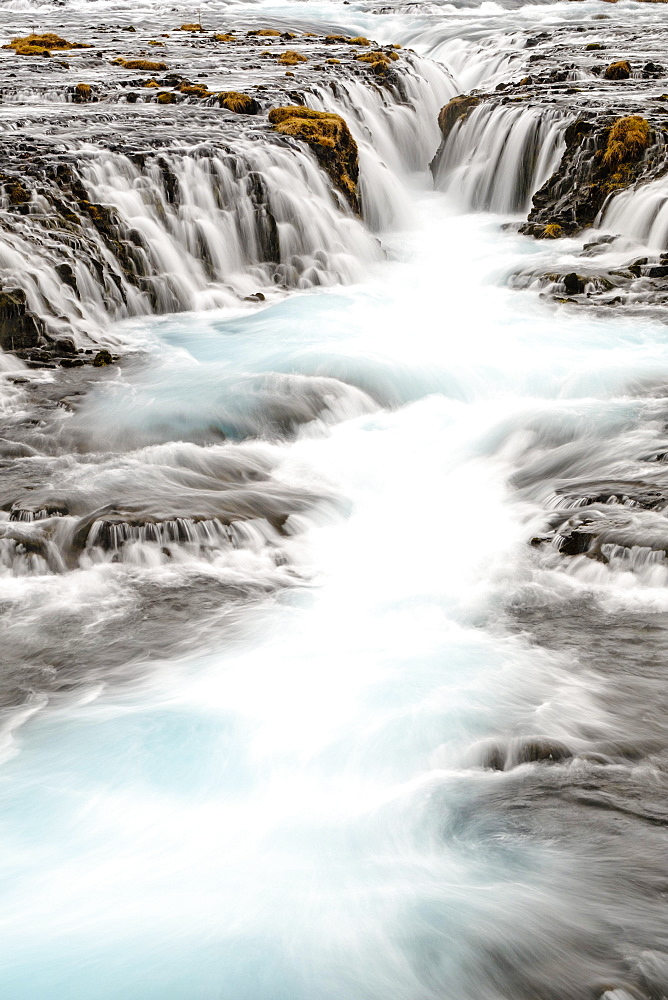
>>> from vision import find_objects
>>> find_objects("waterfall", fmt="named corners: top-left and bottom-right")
top-left (432, 102), bottom-right (567, 214)
top-left (601, 174), bottom-right (668, 251)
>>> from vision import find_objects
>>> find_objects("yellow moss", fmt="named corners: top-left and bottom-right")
top-left (326, 58), bottom-right (340, 64)
top-left (602, 115), bottom-right (651, 168)
top-left (302, 32), bottom-right (317, 37)
top-left (156, 91), bottom-right (176, 103)
top-left (180, 23), bottom-right (203, 31)
top-left (113, 58), bottom-right (167, 71)
top-left (74, 82), bottom-right (92, 98)
top-left (217, 91), bottom-right (258, 113)
top-left (215, 34), bottom-right (235, 42)
top-left (148, 40), bottom-right (164, 46)
top-left (178, 83), bottom-right (210, 97)
top-left (268, 106), bottom-right (358, 202)
top-left (145, 79), bottom-right (159, 87)
top-left (325, 34), bottom-right (347, 42)
top-left (355, 50), bottom-right (397, 64)
top-left (278, 50), bottom-right (307, 65)
top-left (348, 36), bottom-right (370, 45)
top-left (391, 43), bottom-right (402, 49)
top-left (3, 32), bottom-right (91, 56)
top-left (285, 71), bottom-right (294, 77)
top-left (248, 28), bottom-right (281, 36)
top-left (604, 59), bottom-right (631, 80)
top-left (541, 224), bottom-right (564, 239)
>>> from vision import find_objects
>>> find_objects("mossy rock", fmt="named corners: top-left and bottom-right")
top-left (0, 289), bottom-right (43, 351)
top-left (437, 94), bottom-right (481, 142)
top-left (602, 115), bottom-right (651, 168)
top-left (348, 37), bottom-right (370, 46)
top-left (0, 175), bottom-right (30, 205)
top-left (585, 42), bottom-right (604, 50)
top-left (326, 59), bottom-right (340, 65)
top-left (215, 34), bottom-right (235, 42)
top-left (3, 32), bottom-right (92, 56)
top-left (113, 58), bottom-right (167, 71)
top-left (278, 50), bottom-right (307, 65)
top-left (604, 60), bottom-right (631, 80)
top-left (157, 91), bottom-right (177, 104)
top-left (72, 82), bottom-right (94, 103)
top-left (248, 28), bottom-right (281, 37)
top-left (216, 91), bottom-right (260, 114)
top-left (268, 106), bottom-right (359, 213)
top-left (180, 23), bottom-right (203, 31)
top-left (179, 83), bottom-right (210, 98)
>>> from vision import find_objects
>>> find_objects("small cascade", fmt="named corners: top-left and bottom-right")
top-left (601, 174), bottom-right (668, 252)
top-left (432, 103), bottom-right (567, 214)
top-left (0, 135), bottom-right (382, 347)
top-left (83, 515), bottom-right (285, 568)
top-left (310, 55), bottom-right (456, 229)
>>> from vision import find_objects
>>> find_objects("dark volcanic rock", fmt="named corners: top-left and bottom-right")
top-left (0, 289), bottom-right (44, 350)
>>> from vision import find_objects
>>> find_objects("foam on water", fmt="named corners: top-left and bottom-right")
top-left (2, 0), bottom-right (668, 997)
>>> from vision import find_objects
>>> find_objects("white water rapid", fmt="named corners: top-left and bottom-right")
top-left (1, 2), bottom-right (668, 999)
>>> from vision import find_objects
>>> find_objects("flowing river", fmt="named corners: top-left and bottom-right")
top-left (1, 0), bottom-right (668, 997)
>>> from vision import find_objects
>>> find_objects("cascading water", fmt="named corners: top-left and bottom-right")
top-left (432, 102), bottom-right (567, 214)
top-left (2, 1), bottom-right (668, 999)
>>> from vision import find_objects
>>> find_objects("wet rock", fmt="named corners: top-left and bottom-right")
top-left (92, 349), bottom-right (113, 366)
top-left (54, 337), bottom-right (76, 354)
top-left (563, 272), bottom-right (586, 294)
top-left (0, 289), bottom-right (43, 351)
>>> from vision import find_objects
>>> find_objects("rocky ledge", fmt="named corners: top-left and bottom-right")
top-left (0, 19), bottom-right (412, 362)
top-left (432, 18), bottom-right (668, 313)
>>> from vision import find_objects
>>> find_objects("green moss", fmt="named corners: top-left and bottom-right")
top-left (585, 42), bottom-right (603, 50)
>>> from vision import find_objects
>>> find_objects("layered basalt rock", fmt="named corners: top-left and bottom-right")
top-left (0, 17), bottom-right (411, 360)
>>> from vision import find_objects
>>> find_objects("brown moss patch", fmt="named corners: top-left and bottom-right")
top-left (156, 91), bottom-right (177, 104)
top-left (145, 79), bottom-right (159, 88)
top-left (113, 58), bottom-right (167, 71)
top-left (215, 34), bottom-right (235, 42)
top-left (178, 83), bottom-right (210, 98)
top-left (73, 82), bottom-right (93, 102)
top-left (268, 106), bottom-right (359, 212)
top-left (0, 175), bottom-right (30, 205)
top-left (278, 50), bottom-right (307, 65)
top-left (348, 36), bottom-right (370, 45)
top-left (180, 23), bottom-right (203, 31)
top-left (326, 58), bottom-right (340, 65)
top-left (216, 91), bottom-right (260, 114)
top-left (602, 115), bottom-right (651, 169)
top-left (248, 28), bottom-right (281, 36)
top-left (355, 49), bottom-right (398, 64)
top-left (3, 32), bottom-right (91, 56)
top-left (604, 60), bottom-right (631, 80)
